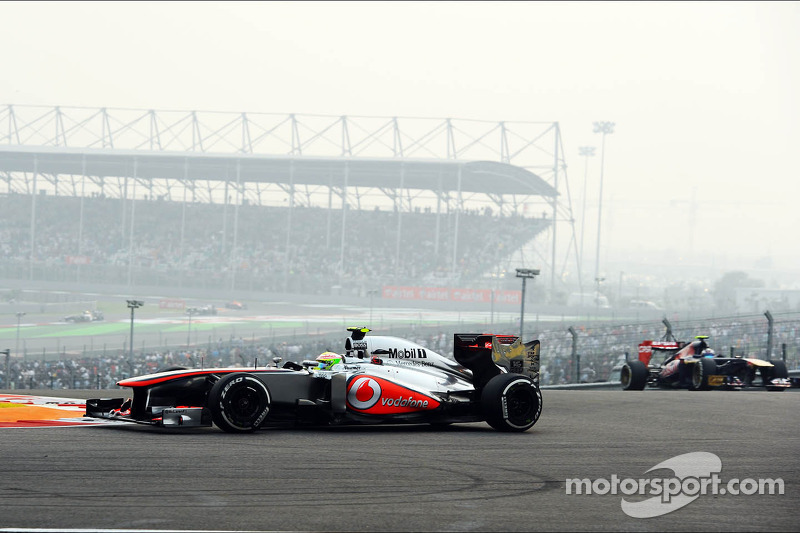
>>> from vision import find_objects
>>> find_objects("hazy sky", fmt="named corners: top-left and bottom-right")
top-left (2, 1), bottom-right (799, 279)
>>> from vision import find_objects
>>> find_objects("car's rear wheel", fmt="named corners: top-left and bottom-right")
top-left (691, 358), bottom-right (718, 391)
top-left (620, 360), bottom-right (648, 390)
top-left (481, 374), bottom-right (542, 432)
top-left (762, 360), bottom-right (788, 392)
top-left (208, 373), bottom-right (271, 433)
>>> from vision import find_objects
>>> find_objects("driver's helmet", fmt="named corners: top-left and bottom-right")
top-left (316, 351), bottom-right (342, 370)
top-left (701, 348), bottom-right (715, 357)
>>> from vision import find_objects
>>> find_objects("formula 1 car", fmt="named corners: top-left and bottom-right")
top-left (85, 328), bottom-right (543, 433)
top-left (620, 336), bottom-right (790, 391)
top-left (186, 304), bottom-right (217, 316)
top-left (64, 310), bottom-right (104, 323)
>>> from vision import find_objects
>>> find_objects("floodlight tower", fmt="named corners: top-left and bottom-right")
top-left (578, 146), bottom-right (596, 298)
top-left (15, 312), bottom-right (26, 360)
top-left (2, 349), bottom-right (10, 389)
top-left (592, 121), bottom-right (615, 287)
top-left (126, 300), bottom-right (143, 370)
top-left (516, 268), bottom-right (540, 339)
top-left (186, 307), bottom-right (197, 347)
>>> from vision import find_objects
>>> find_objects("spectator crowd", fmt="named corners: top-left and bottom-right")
top-left (0, 193), bottom-right (548, 295)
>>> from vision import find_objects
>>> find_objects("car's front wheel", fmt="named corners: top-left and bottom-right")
top-left (481, 374), bottom-right (542, 432)
top-left (691, 358), bottom-right (718, 391)
top-left (208, 373), bottom-right (271, 433)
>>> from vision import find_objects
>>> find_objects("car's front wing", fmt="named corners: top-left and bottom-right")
top-left (85, 397), bottom-right (211, 427)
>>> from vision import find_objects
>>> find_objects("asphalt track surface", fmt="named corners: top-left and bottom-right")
top-left (0, 389), bottom-right (797, 532)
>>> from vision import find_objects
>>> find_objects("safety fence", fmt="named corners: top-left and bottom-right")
top-left (532, 311), bottom-right (800, 385)
top-left (1, 311), bottom-right (798, 389)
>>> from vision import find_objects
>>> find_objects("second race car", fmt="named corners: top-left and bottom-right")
top-left (63, 310), bottom-right (104, 323)
top-left (621, 335), bottom-right (790, 391)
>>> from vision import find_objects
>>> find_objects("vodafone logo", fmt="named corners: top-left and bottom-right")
top-left (347, 377), bottom-right (381, 410)
top-left (347, 376), bottom-right (441, 414)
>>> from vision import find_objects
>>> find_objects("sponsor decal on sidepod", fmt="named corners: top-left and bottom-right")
top-left (346, 376), bottom-right (440, 414)
top-left (386, 347), bottom-right (428, 359)
top-left (661, 359), bottom-right (680, 378)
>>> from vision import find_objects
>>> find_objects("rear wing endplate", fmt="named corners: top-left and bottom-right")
top-left (453, 334), bottom-right (540, 388)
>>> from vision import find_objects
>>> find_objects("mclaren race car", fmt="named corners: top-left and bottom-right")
top-left (86, 328), bottom-right (543, 433)
top-left (621, 336), bottom-right (790, 391)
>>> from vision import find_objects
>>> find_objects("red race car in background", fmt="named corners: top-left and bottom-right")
top-left (621, 335), bottom-right (790, 391)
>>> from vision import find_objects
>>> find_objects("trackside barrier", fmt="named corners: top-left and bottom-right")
top-left (540, 311), bottom-right (799, 385)
top-left (542, 370), bottom-right (800, 390)
top-left (542, 381), bottom-right (620, 390)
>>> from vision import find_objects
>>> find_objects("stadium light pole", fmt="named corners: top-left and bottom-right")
top-left (2, 348), bottom-right (9, 389)
top-left (592, 121), bottom-right (615, 289)
top-left (516, 268), bottom-right (540, 340)
top-left (126, 300), bottom-right (143, 371)
top-left (15, 312), bottom-right (26, 361)
top-left (186, 308), bottom-right (196, 347)
top-left (578, 146), bottom-right (596, 301)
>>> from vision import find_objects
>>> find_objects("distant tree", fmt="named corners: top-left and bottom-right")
top-left (713, 271), bottom-right (764, 310)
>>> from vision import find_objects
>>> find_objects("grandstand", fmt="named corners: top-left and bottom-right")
top-left (0, 105), bottom-right (578, 301)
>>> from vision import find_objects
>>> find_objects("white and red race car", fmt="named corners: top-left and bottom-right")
top-left (86, 328), bottom-right (542, 433)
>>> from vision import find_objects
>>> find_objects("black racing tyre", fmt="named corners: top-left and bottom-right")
top-left (691, 358), bottom-right (718, 391)
top-left (762, 360), bottom-right (788, 392)
top-left (620, 360), bottom-right (648, 390)
top-left (156, 366), bottom-right (188, 373)
top-left (208, 373), bottom-right (271, 433)
top-left (481, 374), bottom-right (542, 432)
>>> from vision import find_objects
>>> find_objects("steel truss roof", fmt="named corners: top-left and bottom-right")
top-left (0, 105), bottom-right (580, 294)
top-left (0, 105), bottom-right (563, 196)
top-left (0, 145), bottom-right (556, 198)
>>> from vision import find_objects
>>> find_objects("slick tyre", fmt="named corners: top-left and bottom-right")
top-left (208, 373), bottom-right (271, 433)
top-left (481, 374), bottom-right (542, 432)
top-left (620, 360), bottom-right (648, 390)
top-left (691, 358), bottom-right (718, 391)
top-left (762, 360), bottom-right (788, 392)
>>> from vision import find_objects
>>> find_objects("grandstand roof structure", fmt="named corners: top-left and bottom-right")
top-left (0, 144), bottom-right (557, 198)
top-left (0, 105), bottom-right (578, 295)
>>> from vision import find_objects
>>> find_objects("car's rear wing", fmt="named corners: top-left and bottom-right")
top-left (453, 333), bottom-right (540, 389)
top-left (638, 340), bottom-right (682, 366)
